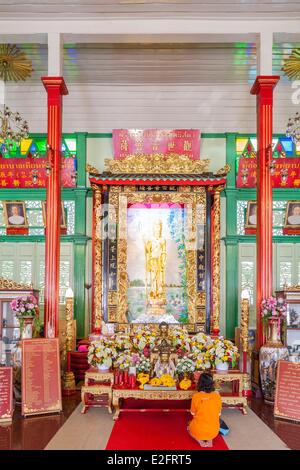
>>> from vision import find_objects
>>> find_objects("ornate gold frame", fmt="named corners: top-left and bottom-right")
top-left (105, 187), bottom-right (207, 327)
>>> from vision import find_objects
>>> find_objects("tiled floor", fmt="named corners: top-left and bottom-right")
top-left (0, 394), bottom-right (299, 450)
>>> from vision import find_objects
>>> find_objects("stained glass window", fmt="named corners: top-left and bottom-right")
top-left (0, 135), bottom-right (76, 159)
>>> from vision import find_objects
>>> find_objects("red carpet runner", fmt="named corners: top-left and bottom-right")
top-left (106, 411), bottom-right (229, 450)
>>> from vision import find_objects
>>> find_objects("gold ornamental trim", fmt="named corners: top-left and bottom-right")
top-left (104, 153), bottom-right (210, 174)
top-left (212, 186), bottom-right (224, 332)
top-left (241, 298), bottom-right (250, 353)
top-left (93, 186), bottom-right (103, 329)
top-left (116, 191), bottom-right (200, 324)
top-left (216, 163), bottom-right (231, 176)
top-left (86, 163), bottom-right (100, 174)
top-left (0, 277), bottom-right (33, 290)
top-left (282, 284), bottom-right (300, 291)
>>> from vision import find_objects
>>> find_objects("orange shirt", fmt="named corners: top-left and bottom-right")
top-left (188, 391), bottom-right (222, 441)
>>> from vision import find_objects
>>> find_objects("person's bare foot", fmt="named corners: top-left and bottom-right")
top-left (199, 440), bottom-right (212, 447)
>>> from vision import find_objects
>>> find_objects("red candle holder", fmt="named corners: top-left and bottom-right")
top-left (123, 369), bottom-right (129, 386)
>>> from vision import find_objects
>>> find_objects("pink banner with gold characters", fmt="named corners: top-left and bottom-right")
top-left (113, 129), bottom-right (201, 160)
top-left (237, 157), bottom-right (300, 188)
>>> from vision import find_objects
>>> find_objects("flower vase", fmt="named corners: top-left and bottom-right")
top-left (259, 317), bottom-right (289, 404)
top-left (215, 361), bottom-right (229, 371)
top-left (18, 316), bottom-right (35, 339)
top-left (97, 363), bottom-right (110, 372)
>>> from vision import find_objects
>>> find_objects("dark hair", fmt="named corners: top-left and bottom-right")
top-left (197, 372), bottom-right (215, 393)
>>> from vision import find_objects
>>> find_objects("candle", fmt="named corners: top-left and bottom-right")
top-left (114, 370), bottom-right (119, 386)
top-left (124, 369), bottom-right (129, 386)
top-left (118, 370), bottom-right (124, 386)
top-left (129, 374), bottom-right (136, 389)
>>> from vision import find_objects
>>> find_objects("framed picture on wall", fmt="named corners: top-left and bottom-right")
top-left (3, 201), bottom-right (28, 228)
top-left (42, 201), bottom-right (67, 230)
top-left (284, 201), bottom-right (300, 229)
top-left (245, 201), bottom-right (257, 229)
top-left (286, 303), bottom-right (300, 328)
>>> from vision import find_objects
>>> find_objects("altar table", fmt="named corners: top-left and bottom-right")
top-left (112, 370), bottom-right (248, 420)
top-left (81, 369), bottom-right (114, 414)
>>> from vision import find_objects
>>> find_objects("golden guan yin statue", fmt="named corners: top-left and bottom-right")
top-left (144, 219), bottom-right (167, 315)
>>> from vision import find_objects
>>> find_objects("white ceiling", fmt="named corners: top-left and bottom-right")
top-left (0, 1), bottom-right (300, 19)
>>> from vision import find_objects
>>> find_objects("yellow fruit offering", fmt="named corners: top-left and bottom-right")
top-left (137, 373), bottom-right (150, 389)
top-left (150, 377), bottom-right (162, 386)
top-left (179, 378), bottom-right (192, 390)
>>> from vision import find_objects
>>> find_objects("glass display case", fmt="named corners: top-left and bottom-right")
top-left (276, 286), bottom-right (300, 361)
top-left (0, 277), bottom-right (39, 366)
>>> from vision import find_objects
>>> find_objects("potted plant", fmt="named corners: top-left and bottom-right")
top-left (10, 295), bottom-right (40, 339)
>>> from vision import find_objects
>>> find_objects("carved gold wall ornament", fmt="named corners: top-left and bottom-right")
top-left (86, 163), bottom-right (100, 174)
top-left (0, 277), bottom-right (33, 290)
top-left (216, 163), bottom-right (231, 176)
top-left (241, 298), bottom-right (250, 353)
top-left (104, 154), bottom-right (210, 174)
top-left (211, 186), bottom-right (224, 332)
top-left (93, 187), bottom-right (103, 330)
top-left (115, 191), bottom-right (200, 325)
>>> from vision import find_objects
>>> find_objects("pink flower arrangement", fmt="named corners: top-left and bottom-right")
top-left (10, 295), bottom-right (38, 317)
top-left (261, 296), bottom-right (287, 322)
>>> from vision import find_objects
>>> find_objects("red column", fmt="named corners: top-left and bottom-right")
top-left (41, 77), bottom-right (68, 338)
top-left (250, 76), bottom-right (279, 349)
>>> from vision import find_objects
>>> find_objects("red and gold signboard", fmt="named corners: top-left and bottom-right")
top-left (0, 157), bottom-right (76, 188)
top-left (0, 367), bottom-right (13, 423)
top-left (237, 157), bottom-right (300, 188)
top-left (113, 129), bottom-right (201, 160)
top-left (21, 338), bottom-right (62, 417)
top-left (274, 361), bottom-right (300, 422)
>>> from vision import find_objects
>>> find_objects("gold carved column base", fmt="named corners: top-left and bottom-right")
top-left (62, 371), bottom-right (76, 396)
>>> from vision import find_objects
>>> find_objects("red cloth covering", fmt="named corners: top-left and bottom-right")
top-left (105, 411), bottom-right (228, 450)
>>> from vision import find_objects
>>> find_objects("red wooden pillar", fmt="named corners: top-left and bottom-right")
top-left (251, 76), bottom-right (279, 349)
top-left (41, 77), bottom-right (68, 338)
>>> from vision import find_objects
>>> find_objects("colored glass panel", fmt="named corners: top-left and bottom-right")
top-left (296, 141), bottom-right (300, 155)
top-left (21, 139), bottom-right (32, 155)
top-left (250, 138), bottom-right (257, 151)
top-left (280, 138), bottom-right (293, 155)
top-left (35, 138), bottom-right (47, 154)
top-left (64, 138), bottom-right (76, 153)
top-left (236, 138), bottom-right (248, 153)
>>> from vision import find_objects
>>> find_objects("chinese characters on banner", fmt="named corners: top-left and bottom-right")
top-left (0, 157), bottom-right (76, 188)
top-left (237, 157), bottom-right (300, 188)
top-left (113, 129), bottom-right (201, 160)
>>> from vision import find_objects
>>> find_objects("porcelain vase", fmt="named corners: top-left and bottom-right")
top-left (18, 316), bottom-right (35, 340)
top-left (97, 363), bottom-right (110, 372)
top-left (215, 361), bottom-right (229, 371)
top-left (259, 318), bottom-right (289, 403)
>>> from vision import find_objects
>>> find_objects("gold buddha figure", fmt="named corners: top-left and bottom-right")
top-left (153, 348), bottom-right (176, 379)
top-left (144, 219), bottom-right (167, 314)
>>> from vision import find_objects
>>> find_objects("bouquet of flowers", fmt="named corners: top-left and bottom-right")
top-left (114, 351), bottom-right (132, 370)
top-left (189, 351), bottom-right (211, 371)
top-left (88, 339), bottom-right (117, 369)
top-left (136, 356), bottom-right (151, 373)
top-left (114, 333), bottom-right (132, 352)
top-left (132, 326), bottom-right (156, 352)
top-left (10, 295), bottom-right (38, 317)
top-left (176, 357), bottom-right (195, 375)
top-left (170, 326), bottom-right (191, 354)
top-left (190, 332), bottom-right (213, 353)
top-left (261, 296), bottom-right (287, 323)
top-left (208, 337), bottom-right (239, 367)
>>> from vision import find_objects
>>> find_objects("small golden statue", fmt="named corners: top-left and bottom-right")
top-left (153, 348), bottom-right (176, 379)
top-left (144, 219), bottom-right (167, 315)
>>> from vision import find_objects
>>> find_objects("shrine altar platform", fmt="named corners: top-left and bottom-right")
top-left (81, 368), bottom-right (248, 419)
